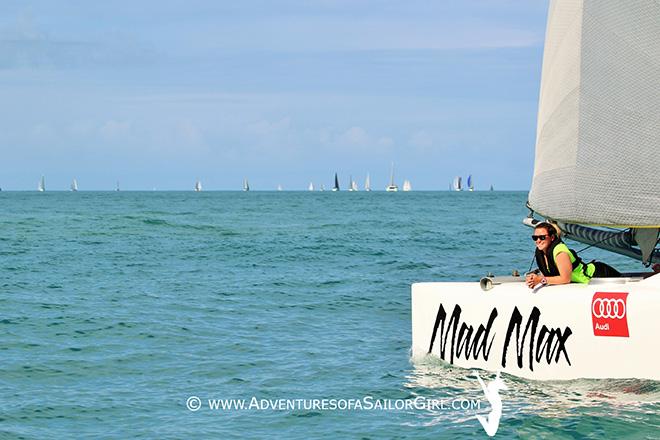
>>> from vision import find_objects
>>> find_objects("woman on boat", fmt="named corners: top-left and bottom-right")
top-left (525, 222), bottom-right (620, 288)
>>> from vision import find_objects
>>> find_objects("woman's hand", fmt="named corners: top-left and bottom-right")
top-left (526, 273), bottom-right (539, 288)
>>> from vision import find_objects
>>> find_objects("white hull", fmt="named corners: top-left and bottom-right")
top-left (385, 185), bottom-right (398, 192)
top-left (411, 274), bottom-right (660, 380)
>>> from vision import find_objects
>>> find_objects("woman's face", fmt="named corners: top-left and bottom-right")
top-left (533, 227), bottom-right (554, 253)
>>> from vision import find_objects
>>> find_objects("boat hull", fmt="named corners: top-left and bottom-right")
top-left (411, 274), bottom-right (660, 380)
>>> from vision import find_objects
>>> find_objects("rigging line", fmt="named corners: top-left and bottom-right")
top-left (527, 254), bottom-right (536, 273)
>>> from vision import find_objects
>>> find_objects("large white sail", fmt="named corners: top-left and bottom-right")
top-left (528, 0), bottom-right (660, 227)
top-left (38, 176), bottom-right (45, 192)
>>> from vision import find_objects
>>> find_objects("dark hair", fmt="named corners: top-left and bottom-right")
top-left (535, 221), bottom-right (557, 236)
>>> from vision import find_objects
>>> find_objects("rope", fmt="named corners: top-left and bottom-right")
top-left (527, 254), bottom-right (536, 273)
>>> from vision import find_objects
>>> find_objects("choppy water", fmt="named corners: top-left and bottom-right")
top-left (1, 191), bottom-right (658, 439)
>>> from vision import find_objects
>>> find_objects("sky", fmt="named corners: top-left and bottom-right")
top-left (0, 1), bottom-right (549, 190)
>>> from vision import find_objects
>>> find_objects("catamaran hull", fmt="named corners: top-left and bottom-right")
top-left (411, 274), bottom-right (660, 380)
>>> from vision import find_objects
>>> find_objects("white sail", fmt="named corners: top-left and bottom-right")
top-left (529, 0), bottom-right (660, 227)
top-left (194, 179), bottom-right (202, 192)
top-left (38, 176), bottom-right (45, 192)
top-left (349, 176), bottom-right (358, 191)
top-left (364, 173), bottom-right (371, 191)
top-left (277, 184), bottom-right (283, 191)
top-left (70, 179), bottom-right (78, 191)
top-left (402, 179), bottom-right (412, 191)
top-left (385, 162), bottom-right (398, 192)
top-left (308, 182), bottom-right (314, 191)
top-left (452, 176), bottom-right (462, 191)
top-left (243, 178), bottom-right (250, 192)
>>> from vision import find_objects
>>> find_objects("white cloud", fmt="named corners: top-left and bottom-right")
top-left (340, 126), bottom-right (370, 145)
top-left (377, 137), bottom-right (394, 147)
top-left (248, 117), bottom-right (291, 137)
top-left (30, 123), bottom-right (54, 139)
top-left (409, 130), bottom-right (433, 149)
top-left (99, 120), bottom-right (132, 139)
top-left (174, 120), bottom-right (203, 145)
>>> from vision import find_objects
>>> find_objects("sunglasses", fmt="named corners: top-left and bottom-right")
top-left (532, 235), bottom-right (548, 241)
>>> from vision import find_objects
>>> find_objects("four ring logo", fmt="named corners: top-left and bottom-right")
top-left (592, 298), bottom-right (626, 319)
top-left (591, 292), bottom-right (629, 337)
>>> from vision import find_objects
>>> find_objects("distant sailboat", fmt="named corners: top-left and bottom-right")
top-left (452, 176), bottom-right (462, 191)
top-left (308, 182), bottom-right (314, 191)
top-left (385, 162), bottom-right (398, 192)
top-left (277, 184), bottom-right (283, 191)
top-left (348, 175), bottom-right (358, 191)
top-left (243, 178), bottom-right (250, 192)
top-left (332, 173), bottom-right (339, 191)
top-left (467, 175), bottom-right (474, 191)
top-left (194, 179), bottom-right (202, 192)
top-left (38, 176), bottom-right (45, 192)
top-left (320, 184), bottom-right (325, 191)
top-left (489, 184), bottom-right (494, 191)
top-left (402, 179), bottom-right (412, 192)
top-left (70, 179), bottom-right (78, 192)
top-left (364, 173), bottom-right (371, 191)
top-left (115, 181), bottom-right (120, 192)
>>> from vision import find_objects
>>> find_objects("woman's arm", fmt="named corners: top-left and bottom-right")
top-left (527, 252), bottom-right (572, 287)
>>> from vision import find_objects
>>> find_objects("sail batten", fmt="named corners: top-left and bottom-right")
top-left (529, 0), bottom-right (660, 227)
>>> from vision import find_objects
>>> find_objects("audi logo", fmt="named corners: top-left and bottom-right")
top-left (592, 298), bottom-right (626, 319)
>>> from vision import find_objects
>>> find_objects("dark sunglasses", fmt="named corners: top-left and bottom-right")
top-left (532, 235), bottom-right (548, 241)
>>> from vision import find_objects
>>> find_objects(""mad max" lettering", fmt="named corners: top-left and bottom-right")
top-left (428, 304), bottom-right (572, 371)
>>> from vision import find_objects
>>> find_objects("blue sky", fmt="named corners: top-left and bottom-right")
top-left (0, 1), bottom-right (548, 190)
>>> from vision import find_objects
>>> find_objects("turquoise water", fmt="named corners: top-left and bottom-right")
top-left (1, 191), bottom-right (657, 439)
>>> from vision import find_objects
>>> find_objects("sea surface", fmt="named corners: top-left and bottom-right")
top-left (1, 191), bottom-right (657, 439)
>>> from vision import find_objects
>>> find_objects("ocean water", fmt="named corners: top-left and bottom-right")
top-left (1, 191), bottom-right (657, 439)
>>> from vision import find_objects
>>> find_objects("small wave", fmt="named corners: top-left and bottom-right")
top-left (397, 262), bottom-right (434, 270)
top-left (142, 218), bottom-right (171, 226)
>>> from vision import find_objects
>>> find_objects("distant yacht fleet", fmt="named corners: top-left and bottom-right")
top-left (451, 174), bottom-right (485, 191)
top-left (22, 166), bottom-right (495, 191)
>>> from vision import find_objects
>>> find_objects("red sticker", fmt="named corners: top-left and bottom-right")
top-left (591, 292), bottom-right (629, 337)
